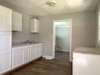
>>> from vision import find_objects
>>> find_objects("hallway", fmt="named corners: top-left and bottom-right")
top-left (6, 52), bottom-right (72, 75)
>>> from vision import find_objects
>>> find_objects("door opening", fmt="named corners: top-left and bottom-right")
top-left (53, 19), bottom-right (72, 61)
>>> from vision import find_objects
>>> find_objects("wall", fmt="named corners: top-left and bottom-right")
top-left (0, 2), bottom-right (39, 44)
top-left (12, 14), bottom-right (39, 44)
top-left (97, 1), bottom-right (100, 47)
top-left (39, 11), bottom-right (97, 58)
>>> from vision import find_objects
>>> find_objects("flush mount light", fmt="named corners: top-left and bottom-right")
top-left (46, 0), bottom-right (56, 7)
top-left (67, 0), bottom-right (84, 7)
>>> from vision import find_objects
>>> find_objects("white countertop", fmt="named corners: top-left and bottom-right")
top-left (12, 42), bottom-right (42, 48)
top-left (74, 47), bottom-right (100, 55)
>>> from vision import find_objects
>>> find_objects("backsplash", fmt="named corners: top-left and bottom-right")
top-left (12, 14), bottom-right (39, 44)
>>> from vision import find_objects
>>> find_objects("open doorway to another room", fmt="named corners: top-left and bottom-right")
top-left (53, 19), bottom-right (72, 62)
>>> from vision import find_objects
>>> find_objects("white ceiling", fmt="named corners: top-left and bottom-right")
top-left (0, 0), bottom-right (98, 16)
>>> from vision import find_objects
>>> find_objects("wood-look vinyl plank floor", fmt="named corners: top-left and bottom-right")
top-left (6, 52), bottom-right (72, 75)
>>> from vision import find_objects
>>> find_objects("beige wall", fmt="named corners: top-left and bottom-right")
top-left (39, 11), bottom-right (97, 57)
top-left (97, 1), bottom-right (100, 47)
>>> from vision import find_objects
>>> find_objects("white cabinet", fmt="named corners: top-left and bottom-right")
top-left (33, 44), bottom-right (42, 59)
top-left (0, 5), bottom-right (12, 32)
top-left (30, 45), bottom-right (37, 61)
top-left (24, 46), bottom-right (31, 63)
top-left (30, 44), bottom-right (42, 61)
top-left (12, 11), bottom-right (22, 31)
top-left (30, 18), bottom-right (39, 33)
top-left (24, 44), bottom-right (42, 64)
top-left (12, 44), bottom-right (42, 69)
top-left (12, 47), bottom-right (24, 69)
top-left (73, 52), bottom-right (100, 75)
top-left (0, 32), bottom-right (11, 74)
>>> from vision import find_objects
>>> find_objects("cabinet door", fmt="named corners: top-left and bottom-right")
top-left (24, 46), bottom-right (30, 64)
top-left (37, 44), bottom-right (42, 57)
top-left (31, 45), bottom-right (37, 60)
top-left (30, 18), bottom-right (39, 33)
top-left (0, 51), bottom-right (11, 74)
top-left (12, 11), bottom-right (22, 31)
top-left (12, 47), bottom-right (24, 69)
top-left (0, 5), bottom-right (12, 32)
top-left (30, 44), bottom-right (42, 61)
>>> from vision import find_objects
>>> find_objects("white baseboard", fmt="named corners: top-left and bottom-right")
top-left (43, 56), bottom-right (55, 60)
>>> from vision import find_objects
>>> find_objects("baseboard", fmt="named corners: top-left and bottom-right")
top-left (43, 56), bottom-right (55, 60)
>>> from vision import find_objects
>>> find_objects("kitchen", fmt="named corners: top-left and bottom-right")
top-left (0, 5), bottom-right (43, 74)
top-left (0, 0), bottom-right (100, 75)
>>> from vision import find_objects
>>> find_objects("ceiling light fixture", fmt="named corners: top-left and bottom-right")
top-left (46, 0), bottom-right (56, 7)
top-left (67, 0), bottom-right (84, 7)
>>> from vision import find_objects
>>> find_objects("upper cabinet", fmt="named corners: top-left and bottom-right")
top-left (0, 5), bottom-right (12, 32)
top-left (12, 11), bottom-right (22, 31)
top-left (30, 18), bottom-right (39, 33)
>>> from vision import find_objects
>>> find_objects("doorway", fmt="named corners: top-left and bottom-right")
top-left (53, 19), bottom-right (72, 61)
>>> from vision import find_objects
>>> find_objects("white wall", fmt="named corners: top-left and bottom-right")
top-left (39, 11), bottom-right (97, 58)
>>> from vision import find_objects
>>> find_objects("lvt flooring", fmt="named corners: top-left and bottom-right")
top-left (6, 52), bottom-right (72, 75)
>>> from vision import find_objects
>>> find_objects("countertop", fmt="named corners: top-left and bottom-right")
top-left (74, 47), bottom-right (100, 55)
top-left (12, 42), bottom-right (41, 48)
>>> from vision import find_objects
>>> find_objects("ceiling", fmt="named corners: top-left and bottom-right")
top-left (0, 0), bottom-right (99, 16)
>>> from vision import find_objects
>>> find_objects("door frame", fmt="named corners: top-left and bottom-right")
top-left (53, 19), bottom-right (72, 61)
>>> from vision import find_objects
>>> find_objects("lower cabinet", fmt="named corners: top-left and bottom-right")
top-left (12, 43), bottom-right (42, 69)
top-left (73, 52), bottom-right (100, 75)
top-left (12, 47), bottom-right (24, 69)
top-left (24, 46), bottom-right (30, 63)
top-left (30, 44), bottom-right (41, 61)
